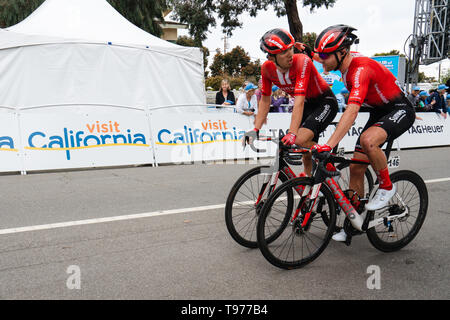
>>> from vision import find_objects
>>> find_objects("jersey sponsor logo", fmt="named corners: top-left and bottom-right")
top-left (388, 109), bottom-right (407, 123)
top-left (354, 67), bottom-right (364, 88)
top-left (321, 33), bottom-right (335, 51)
top-left (301, 58), bottom-right (308, 79)
top-left (315, 104), bottom-right (331, 122)
top-left (281, 85), bottom-right (296, 94)
top-left (374, 83), bottom-right (389, 104)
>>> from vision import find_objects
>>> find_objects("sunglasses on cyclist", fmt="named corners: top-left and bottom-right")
top-left (318, 52), bottom-right (332, 60)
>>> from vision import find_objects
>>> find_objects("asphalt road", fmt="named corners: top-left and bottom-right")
top-left (0, 147), bottom-right (449, 300)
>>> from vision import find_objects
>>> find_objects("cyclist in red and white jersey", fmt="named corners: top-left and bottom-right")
top-left (247, 28), bottom-right (338, 176)
top-left (311, 25), bottom-right (416, 241)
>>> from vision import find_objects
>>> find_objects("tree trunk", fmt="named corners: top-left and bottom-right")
top-left (284, 0), bottom-right (303, 42)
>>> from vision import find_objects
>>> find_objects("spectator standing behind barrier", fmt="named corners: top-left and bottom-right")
top-left (336, 87), bottom-right (349, 112)
top-left (417, 91), bottom-right (431, 112)
top-left (428, 84), bottom-right (448, 119)
top-left (271, 85), bottom-right (290, 112)
top-left (236, 83), bottom-right (258, 119)
top-left (215, 79), bottom-right (236, 106)
top-left (407, 86), bottom-right (421, 108)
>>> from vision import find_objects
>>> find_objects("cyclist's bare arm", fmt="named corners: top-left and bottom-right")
top-left (288, 95), bottom-right (306, 133)
top-left (326, 103), bottom-right (360, 148)
top-left (254, 95), bottom-right (271, 130)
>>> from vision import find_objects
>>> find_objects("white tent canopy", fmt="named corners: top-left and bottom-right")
top-left (0, 0), bottom-right (205, 109)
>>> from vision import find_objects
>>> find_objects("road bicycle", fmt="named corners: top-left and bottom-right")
top-left (225, 129), bottom-right (374, 249)
top-left (256, 144), bottom-right (429, 269)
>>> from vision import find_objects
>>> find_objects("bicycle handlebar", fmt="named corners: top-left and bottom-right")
top-left (311, 150), bottom-right (341, 178)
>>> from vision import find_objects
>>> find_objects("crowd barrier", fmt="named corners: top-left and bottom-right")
top-left (0, 104), bottom-right (449, 174)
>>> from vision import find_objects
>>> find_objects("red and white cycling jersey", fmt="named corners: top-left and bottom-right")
top-left (343, 52), bottom-right (405, 108)
top-left (261, 54), bottom-right (330, 99)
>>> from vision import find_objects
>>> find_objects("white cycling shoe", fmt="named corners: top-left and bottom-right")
top-left (365, 185), bottom-right (397, 211)
top-left (332, 229), bottom-right (347, 242)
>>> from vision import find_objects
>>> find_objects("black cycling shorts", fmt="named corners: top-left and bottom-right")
top-left (301, 90), bottom-right (338, 143)
top-left (355, 97), bottom-right (416, 154)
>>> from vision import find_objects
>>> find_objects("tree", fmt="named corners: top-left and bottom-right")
top-left (0, 0), bottom-right (168, 37)
top-left (373, 50), bottom-right (405, 57)
top-left (302, 32), bottom-right (317, 50)
top-left (169, 0), bottom-right (337, 44)
top-left (210, 50), bottom-right (225, 77)
top-left (441, 68), bottom-right (450, 85)
top-left (242, 59), bottom-right (262, 81)
top-left (108, 0), bottom-right (168, 37)
top-left (0, 0), bottom-right (43, 28)
top-left (209, 46), bottom-right (253, 77)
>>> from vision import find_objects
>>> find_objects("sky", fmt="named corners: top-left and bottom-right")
top-left (177, 0), bottom-right (449, 80)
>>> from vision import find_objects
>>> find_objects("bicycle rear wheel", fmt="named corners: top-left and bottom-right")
top-left (366, 170), bottom-right (428, 252)
top-left (225, 166), bottom-right (293, 248)
top-left (257, 177), bottom-right (336, 269)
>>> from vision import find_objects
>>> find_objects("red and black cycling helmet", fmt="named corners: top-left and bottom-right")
top-left (260, 28), bottom-right (295, 55)
top-left (314, 24), bottom-right (358, 53)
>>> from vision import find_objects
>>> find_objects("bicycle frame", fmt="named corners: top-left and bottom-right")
top-left (301, 148), bottom-right (409, 232)
top-left (253, 136), bottom-right (346, 207)
top-left (254, 143), bottom-right (307, 206)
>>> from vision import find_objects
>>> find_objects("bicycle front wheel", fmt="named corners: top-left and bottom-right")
top-left (225, 166), bottom-right (293, 248)
top-left (366, 170), bottom-right (428, 252)
top-left (257, 177), bottom-right (336, 269)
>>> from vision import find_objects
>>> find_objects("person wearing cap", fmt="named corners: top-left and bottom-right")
top-left (236, 82), bottom-right (259, 118)
top-left (417, 91), bottom-right (431, 112)
top-left (407, 85), bottom-right (421, 108)
top-left (336, 87), bottom-right (350, 112)
top-left (428, 84), bottom-right (448, 119)
top-left (271, 86), bottom-right (290, 112)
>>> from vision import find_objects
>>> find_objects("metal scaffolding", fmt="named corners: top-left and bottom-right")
top-left (407, 0), bottom-right (449, 85)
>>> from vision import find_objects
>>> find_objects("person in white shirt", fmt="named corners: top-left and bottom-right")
top-left (236, 83), bottom-right (258, 119)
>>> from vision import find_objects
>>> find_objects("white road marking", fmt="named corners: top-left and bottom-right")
top-left (0, 177), bottom-right (449, 236)
top-left (424, 177), bottom-right (450, 184)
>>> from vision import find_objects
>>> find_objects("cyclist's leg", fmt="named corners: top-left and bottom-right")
top-left (363, 101), bottom-right (416, 210)
top-left (349, 151), bottom-right (370, 199)
top-left (349, 110), bottom-right (380, 200)
top-left (298, 93), bottom-right (338, 176)
top-left (293, 127), bottom-right (315, 175)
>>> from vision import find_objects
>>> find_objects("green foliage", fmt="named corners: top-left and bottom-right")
top-left (108, 0), bottom-right (168, 37)
top-left (440, 68), bottom-right (450, 84)
top-left (205, 75), bottom-right (223, 90)
top-left (204, 75), bottom-right (246, 91)
top-left (0, 0), bottom-right (168, 37)
top-left (302, 32), bottom-right (317, 50)
top-left (373, 50), bottom-right (405, 57)
top-left (209, 46), bottom-right (260, 79)
top-left (169, 0), bottom-right (336, 44)
top-left (0, 0), bottom-right (44, 28)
